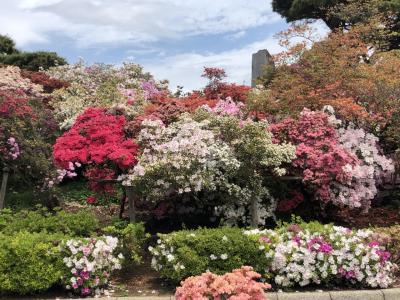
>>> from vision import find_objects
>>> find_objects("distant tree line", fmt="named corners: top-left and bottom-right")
top-left (0, 34), bottom-right (67, 70)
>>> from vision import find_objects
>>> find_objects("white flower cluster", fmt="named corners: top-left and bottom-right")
top-left (149, 239), bottom-right (186, 272)
top-left (214, 187), bottom-right (277, 226)
top-left (119, 116), bottom-right (240, 200)
top-left (47, 60), bottom-right (160, 129)
top-left (149, 234), bottom-right (231, 275)
top-left (61, 236), bottom-right (123, 296)
top-left (248, 225), bottom-right (396, 288)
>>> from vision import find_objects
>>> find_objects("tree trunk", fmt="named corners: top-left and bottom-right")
top-left (250, 198), bottom-right (259, 228)
top-left (125, 186), bottom-right (136, 223)
top-left (0, 166), bottom-right (10, 210)
top-left (119, 188), bottom-right (127, 219)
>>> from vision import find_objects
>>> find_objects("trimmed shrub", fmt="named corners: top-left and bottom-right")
top-left (149, 227), bottom-right (268, 282)
top-left (0, 207), bottom-right (99, 236)
top-left (0, 231), bottom-right (65, 294)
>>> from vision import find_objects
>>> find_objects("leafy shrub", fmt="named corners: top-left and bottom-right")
top-left (175, 266), bottom-right (271, 300)
top-left (102, 221), bottom-right (149, 263)
top-left (0, 231), bottom-right (65, 294)
top-left (0, 206), bottom-right (99, 236)
top-left (149, 227), bottom-right (268, 283)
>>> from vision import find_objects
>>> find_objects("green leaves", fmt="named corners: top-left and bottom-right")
top-left (0, 231), bottom-right (65, 294)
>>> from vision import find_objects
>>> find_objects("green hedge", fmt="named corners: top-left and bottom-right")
top-left (0, 206), bottom-right (99, 236)
top-left (149, 227), bottom-right (268, 282)
top-left (0, 231), bottom-right (65, 294)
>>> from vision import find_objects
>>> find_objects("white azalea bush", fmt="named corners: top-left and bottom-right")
top-left (119, 116), bottom-right (240, 200)
top-left (150, 221), bottom-right (397, 288)
top-left (60, 236), bottom-right (123, 296)
top-left (120, 111), bottom-right (296, 226)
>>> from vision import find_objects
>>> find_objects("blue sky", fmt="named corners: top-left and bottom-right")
top-left (0, 0), bottom-right (327, 90)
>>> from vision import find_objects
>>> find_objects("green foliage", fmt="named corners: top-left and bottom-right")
top-left (102, 221), bottom-right (149, 264)
top-left (272, 0), bottom-right (400, 49)
top-left (0, 231), bottom-right (65, 294)
top-left (0, 206), bottom-right (99, 237)
top-left (0, 34), bottom-right (18, 55)
top-left (53, 180), bottom-right (93, 203)
top-left (149, 227), bottom-right (268, 283)
top-left (0, 51), bottom-right (67, 71)
top-left (272, 0), bottom-right (343, 28)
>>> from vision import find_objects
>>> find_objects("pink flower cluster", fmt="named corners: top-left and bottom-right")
top-left (270, 109), bottom-right (358, 205)
top-left (307, 236), bottom-right (333, 253)
top-left (62, 236), bottom-right (122, 297)
top-left (204, 97), bottom-right (245, 117)
top-left (175, 266), bottom-right (271, 300)
top-left (141, 80), bottom-right (161, 100)
top-left (6, 137), bottom-right (20, 160)
top-left (270, 108), bottom-right (394, 210)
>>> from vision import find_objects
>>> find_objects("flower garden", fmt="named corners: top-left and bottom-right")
top-left (1, 5), bottom-right (400, 299)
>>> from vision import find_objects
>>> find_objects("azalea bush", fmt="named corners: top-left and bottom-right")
top-left (120, 109), bottom-right (295, 225)
top-left (61, 236), bottom-right (123, 296)
top-left (247, 221), bottom-right (396, 288)
top-left (175, 266), bottom-right (271, 300)
top-left (270, 107), bottom-right (394, 211)
top-left (53, 107), bottom-right (139, 195)
top-left (150, 221), bottom-right (397, 288)
top-left (0, 66), bottom-right (60, 192)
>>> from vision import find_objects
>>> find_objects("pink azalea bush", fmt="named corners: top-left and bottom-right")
top-left (61, 236), bottom-right (123, 296)
top-left (270, 108), bottom-right (394, 210)
top-left (175, 266), bottom-right (271, 300)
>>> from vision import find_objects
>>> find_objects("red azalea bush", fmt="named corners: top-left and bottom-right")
top-left (54, 108), bottom-right (138, 170)
top-left (270, 108), bottom-right (358, 204)
top-left (175, 266), bottom-right (271, 300)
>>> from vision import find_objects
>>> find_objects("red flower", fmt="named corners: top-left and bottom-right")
top-left (53, 108), bottom-right (139, 170)
top-left (86, 196), bottom-right (97, 204)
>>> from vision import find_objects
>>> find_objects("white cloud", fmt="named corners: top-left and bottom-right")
top-left (226, 30), bottom-right (247, 40)
top-left (143, 20), bottom-right (330, 91)
top-left (142, 36), bottom-right (284, 91)
top-left (1, 0), bottom-right (281, 47)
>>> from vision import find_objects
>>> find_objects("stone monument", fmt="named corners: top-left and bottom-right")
top-left (251, 49), bottom-right (274, 87)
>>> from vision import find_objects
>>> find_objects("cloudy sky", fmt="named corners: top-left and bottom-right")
top-left (1, 0), bottom-right (328, 90)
